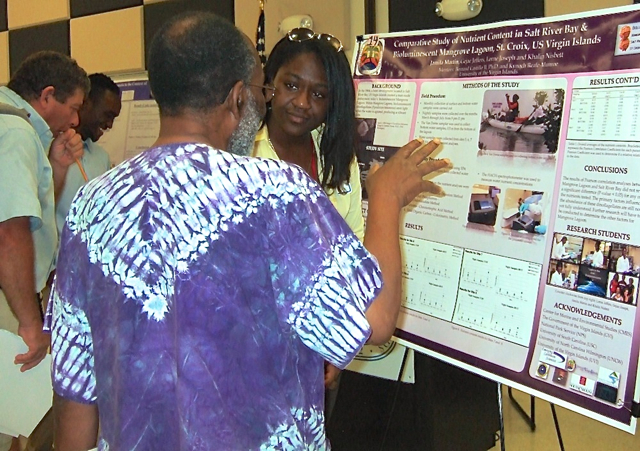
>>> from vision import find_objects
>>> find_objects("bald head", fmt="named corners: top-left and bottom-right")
top-left (148, 12), bottom-right (256, 116)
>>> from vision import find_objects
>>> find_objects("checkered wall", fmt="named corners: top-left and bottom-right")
top-left (0, 0), bottom-right (234, 85)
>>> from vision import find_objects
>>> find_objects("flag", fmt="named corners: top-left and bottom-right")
top-left (256, 2), bottom-right (266, 67)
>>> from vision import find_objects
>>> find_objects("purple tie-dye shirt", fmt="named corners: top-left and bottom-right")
top-left (48, 143), bottom-right (382, 450)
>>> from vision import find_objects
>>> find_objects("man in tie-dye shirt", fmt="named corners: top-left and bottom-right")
top-left (48, 13), bottom-right (449, 451)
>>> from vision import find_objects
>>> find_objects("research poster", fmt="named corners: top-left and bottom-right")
top-left (99, 80), bottom-right (158, 166)
top-left (353, 5), bottom-right (640, 432)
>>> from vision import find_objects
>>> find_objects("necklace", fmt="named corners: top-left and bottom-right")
top-left (267, 136), bottom-right (277, 153)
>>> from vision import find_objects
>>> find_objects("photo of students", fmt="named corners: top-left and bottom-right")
top-left (547, 260), bottom-right (579, 290)
top-left (553, 235), bottom-right (568, 259)
top-left (478, 89), bottom-right (565, 153)
top-left (581, 239), bottom-right (610, 269)
top-left (619, 276), bottom-right (637, 305)
top-left (608, 244), bottom-right (640, 276)
top-left (607, 273), bottom-right (638, 306)
top-left (550, 261), bottom-right (564, 286)
top-left (609, 273), bottom-right (620, 297)
top-left (549, 233), bottom-right (583, 263)
top-left (612, 285), bottom-right (624, 301)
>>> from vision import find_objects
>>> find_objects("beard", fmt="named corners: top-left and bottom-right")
top-left (228, 92), bottom-right (262, 157)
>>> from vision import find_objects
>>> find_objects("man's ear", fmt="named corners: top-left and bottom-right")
top-left (37, 86), bottom-right (56, 108)
top-left (29, 86), bottom-right (56, 118)
top-left (224, 80), bottom-right (246, 124)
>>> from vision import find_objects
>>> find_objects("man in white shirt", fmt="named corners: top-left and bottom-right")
top-left (592, 242), bottom-right (605, 268)
top-left (616, 248), bottom-right (631, 273)
top-left (550, 262), bottom-right (564, 286)
top-left (552, 235), bottom-right (567, 259)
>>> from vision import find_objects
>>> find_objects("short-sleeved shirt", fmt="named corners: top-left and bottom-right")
top-left (253, 126), bottom-right (365, 241)
top-left (0, 87), bottom-right (56, 292)
top-left (49, 143), bottom-right (381, 450)
top-left (55, 139), bottom-right (111, 233)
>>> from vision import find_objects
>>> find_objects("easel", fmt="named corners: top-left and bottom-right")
top-left (496, 384), bottom-right (565, 451)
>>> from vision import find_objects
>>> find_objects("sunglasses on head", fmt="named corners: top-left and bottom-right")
top-left (287, 28), bottom-right (343, 52)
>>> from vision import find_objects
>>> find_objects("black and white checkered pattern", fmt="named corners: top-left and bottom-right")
top-left (0, 0), bottom-right (234, 79)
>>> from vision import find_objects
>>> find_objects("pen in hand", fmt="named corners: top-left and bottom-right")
top-left (75, 157), bottom-right (88, 182)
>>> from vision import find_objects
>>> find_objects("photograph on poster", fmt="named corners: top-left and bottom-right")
top-left (581, 238), bottom-right (611, 269)
top-left (550, 233), bottom-right (584, 263)
top-left (356, 117), bottom-right (377, 142)
top-left (608, 243), bottom-right (640, 276)
top-left (479, 89), bottom-right (565, 154)
top-left (607, 272), bottom-right (638, 306)
top-left (467, 184), bottom-right (500, 228)
top-left (577, 265), bottom-right (609, 298)
top-left (547, 259), bottom-right (579, 290)
top-left (501, 189), bottom-right (546, 234)
top-left (356, 144), bottom-right (398, 199)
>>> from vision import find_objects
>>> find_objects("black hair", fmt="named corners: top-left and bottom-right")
top-left (8, 51), bottom-right (89, 102)
top-left (88, 73), bottom-right (120, 103)
top-left (148, 12), bottom-right (255, 116)
top-left (264, 36), bottom-right (356, 193)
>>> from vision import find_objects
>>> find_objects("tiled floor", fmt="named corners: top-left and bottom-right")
top-left (490, 388), bottom-right (640, 451)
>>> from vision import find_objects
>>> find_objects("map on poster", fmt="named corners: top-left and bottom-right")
top-left (352, 5), bottom-right (640, 432)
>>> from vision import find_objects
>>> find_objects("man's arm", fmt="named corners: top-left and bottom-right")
top-left (0, 216), bottom-right (49, 371)
top-left (53, 393), bottom-right (98, 451)
top-left (363, 138), bottom-right (450, 345)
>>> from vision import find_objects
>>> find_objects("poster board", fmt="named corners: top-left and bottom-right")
top-left (353, 5), bottom-right (640, 432)
top-left (98, 79), bottom-right (158, 166)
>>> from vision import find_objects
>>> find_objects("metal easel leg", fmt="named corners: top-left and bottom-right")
top-left (549, 404), bottom-right (565, 451)
top-left (507, 387), bottom-right (536, 431)
top-left (497, 383), bottom-right (506, 451)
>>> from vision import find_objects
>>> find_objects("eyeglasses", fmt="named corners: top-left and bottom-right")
top-left (287, 27), bottom-right (343, 52)
top-left (247, 83), bottom-right (276, 101)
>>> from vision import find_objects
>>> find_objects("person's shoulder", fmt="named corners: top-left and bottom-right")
top-left (0, 114), bottom-right (40, 150)
top-left (235, 152), bottom-right (307, 179)
top-left (252, 127), bottom-right (278, 159)
top-left (0, 112), bottom-right (34, 132)
top-left (233, 154), bottom-right (325, 199)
